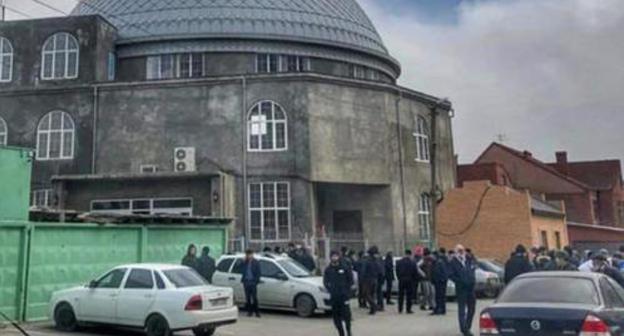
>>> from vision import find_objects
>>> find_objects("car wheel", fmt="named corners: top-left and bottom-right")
top-left (295, 294), bottom-right (316, 318)
top-left (146, 314), bottom-right (171, 336)
top-left (193, 325), bottom-right (216, 336)
top-left (54, 303), bottom-right (78, 332)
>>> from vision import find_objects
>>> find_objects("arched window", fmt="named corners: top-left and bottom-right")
top-left (0, 117), bottom-right (7, 146)
top-left (0, 37), bottom-right (13, 82)
top-left (41, 33), bottom-right (79, 80)
top-left (414, 116), bottom-right (430, 162)
top-left (418, 193), bottom-right (432, 241)
top-left (248, 100), bottom-right (287, 152)
top-left (37, 111), bottom-right (75, 160)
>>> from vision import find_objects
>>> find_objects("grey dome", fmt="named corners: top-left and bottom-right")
top-left (72, 0), bottom-right (392, 59)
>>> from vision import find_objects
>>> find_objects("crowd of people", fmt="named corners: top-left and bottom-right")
top-left (504, 244), bottom-right (624, 287)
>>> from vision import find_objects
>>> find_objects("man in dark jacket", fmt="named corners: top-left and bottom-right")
top-left (504, 244), bottom-right (533, 284)
top-left (360, 246), bottom-right (381, 315)
top-left (324, 251), bottom-right (354, 336)
top-left (241, 249), bottom-right (262, 317)
top-left (593, 253), bottom-right (624, 288)
top-left (431, 251), bottom-right (449, 315)
top-left (395, 249), bottom-right (417, 314)
top-left (384, 251), bottom-right (395, 305)
top-left (375, 252), bottom-right (386, 311)
top-left (448, 245), bottom-right (477, 336)
top-left (197, 246), bottom-right (216, 283)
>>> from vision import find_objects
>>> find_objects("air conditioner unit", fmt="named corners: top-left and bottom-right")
top-left (174, 147), bottom-right (196, 172)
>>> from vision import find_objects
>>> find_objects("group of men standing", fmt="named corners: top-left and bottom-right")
top-left (324, 244), bottom-right (479, 336)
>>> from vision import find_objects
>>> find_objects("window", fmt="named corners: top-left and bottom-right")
top-left (259, 260), bottom-right (283, 279)
top-left (91, 198), bottom-right (193, 216)
top-left (107, 52), bottom-right (116, 81)
top-left (555, 231), bottom-right (561, 250)
top-left (32, 189), bottom-right (53, 208)
top-left (283, 55), bottom-right (309, 72)
top-left (414, 116), bottom-right (430, 162)
top-left (231, 258), bottom-right (245, 274)
top-left (541, 230), bottom-right (549, 250)
top-left (256, 54), bottom-right (279, 73)
top-left (497, 277), bottom-right (599, 305)
top-left (42, 32), bottom-right (79, 80)
top-left (248, 182), bottom-right (291, 242)
top-left (162, 269), bottom-right (207, 288)
top-left (0, 117), bottom-right (6, 145)
top-left (352, 64), bottom-right (366, 79)
top-left (248, 101), bottom-right (287, 151)
top-left (367, 69), bottom-right (379, 81)
top-left (146, 53), bottom-right (204, 80)
top-left (154, 272), bottom-right (166, 290)
top-left (125, 269), bottom-right (154, 289)
top-left (36, 111), bottom-right (75, 160)
top-left (217, 258), bottom-right (235, 273)
top-left (418, 194), bottom-right (432, 241)
top-left (600, 278), bottom-right (624, 308)
top-left (95, 268), bottom-right (127, 289)
top-left (0, 37), bottom-right (13, 82)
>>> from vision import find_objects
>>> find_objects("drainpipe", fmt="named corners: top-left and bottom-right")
top-left (91, 85), bottom-right (99, 174)
top-left (395, 89), bottom-right (407, 251)
top-left (429, 98), bottom-right (449, 249)
top-left (240, 77), bottom-right (248, 244)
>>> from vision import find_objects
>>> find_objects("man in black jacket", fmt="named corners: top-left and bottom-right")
top-left (360, 246), bottom-right (381, 315)
top-left (431, 251), bottom-right (449, 315)
top-left (593, 253), bottom-right (624, 288)
top-left (395, 249), bottom-right (417, 314)
top-left (384, 251), bottom-right (395, 305)
top-left (448, 245), bottom-right (477, 336)
top-left (197, 246), bottom-right (216, 284)
top-left (324, 251), bottom-right (354, 336)
top-left (241, 249), bottom-right (262, 317)
top-left (504, 244), bottom-right (533, 284)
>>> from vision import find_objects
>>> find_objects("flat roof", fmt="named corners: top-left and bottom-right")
top-left (52, 171), bottom-right (224, 182)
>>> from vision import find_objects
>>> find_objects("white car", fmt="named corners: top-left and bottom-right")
top-left (212, 253), bottom-right (331, 317)
top-left (49, 264), bottom-right (238, 336)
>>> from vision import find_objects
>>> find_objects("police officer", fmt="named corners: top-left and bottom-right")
top-left (324, 251), bottom-right (354, 336)
top-left (448, 245), bottom-right (477, 336)
top-left (431, 251), bottom-right (449, 315)
top-left (361, 246), bottom-right (381, 315)
top-left (395, 249), bottom-right (417, 314)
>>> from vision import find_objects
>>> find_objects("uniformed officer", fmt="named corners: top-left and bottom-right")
top-left (324, 250), bottom-right (354, 336)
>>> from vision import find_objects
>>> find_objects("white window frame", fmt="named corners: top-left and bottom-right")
top-left (352, 64), bottom-right (366, 79)
top-left (147, 53), bottom-right (205, 80)
top-left (255, 54), bottom-right (279, 73)
top-left (0, 117), bottom-right (7, 146)
top-left (90, 197), bottom-right (194, 216)
top-left (107, 52), bottom-right (116, 81)
top-left (418, 193), bottom-right (432, 241)
top-left (247, 100), bottom-right (288, 152)
top-left (41, 32), bottom-right (79, 80)
top-left (248, 182), bottom-right (291, 243)
top-left (413, 116), bottom-right (430, 163)
top-left (281, 55), bottom-right (310, 73)
top-left (32, 189), bottom-right (53, 208)
top-left (0, 37), bottom-right (13, 82)
top-left (36, 111), bottom-right (75, 161)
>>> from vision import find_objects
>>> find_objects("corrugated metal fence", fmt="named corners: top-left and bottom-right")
top-left (0, 221), bottom-right (228, 322)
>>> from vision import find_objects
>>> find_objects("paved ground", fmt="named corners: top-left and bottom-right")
top-left (2, 300), bottom-right (491, 336)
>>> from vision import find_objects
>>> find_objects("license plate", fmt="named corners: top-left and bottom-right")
top-left (210, 298), bottom-right (228, 306)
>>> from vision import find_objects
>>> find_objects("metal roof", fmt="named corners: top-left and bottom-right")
top-left (71, 0), bottom-right (390, 58)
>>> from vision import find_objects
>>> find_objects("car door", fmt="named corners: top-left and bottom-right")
top-left (601, 277), bottom-right (624, 327)
top-left (79, 268), bottom-right (127, 323)
top-left (115, 268), bottom-right (156, 327)
top-left (212, 257), bottom-right (235, 287)
top-left (257, 260), bottom-right (292, 307)
top-left (229, 258), bottom-right (246, 304)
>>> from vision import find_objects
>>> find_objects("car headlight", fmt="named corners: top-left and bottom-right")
top-left (319, 286), bottom-right (329, 294)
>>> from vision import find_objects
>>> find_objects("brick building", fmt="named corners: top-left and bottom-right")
top-left (437, 180), bottom-right (568, 262)
top-left (456, 142), bottom-right (624, 249)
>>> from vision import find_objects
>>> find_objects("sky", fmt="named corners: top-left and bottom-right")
top-left (4, 0), bottom-right (624, 165)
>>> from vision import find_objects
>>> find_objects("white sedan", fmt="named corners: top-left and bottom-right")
top-left (49, 264), bottom-right (238, 336)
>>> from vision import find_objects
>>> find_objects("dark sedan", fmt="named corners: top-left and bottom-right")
top-left (480, 271), bottom-right (624, 336)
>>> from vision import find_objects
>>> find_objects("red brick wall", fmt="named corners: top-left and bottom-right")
top-left (457, 163), bottom-right (510, 187)
top-left (546, 193), bottom-right (595, 224)
top-left (568, 225), bottom-right (624, 243)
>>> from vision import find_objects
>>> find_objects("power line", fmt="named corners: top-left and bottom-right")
top-left (4, 5), bottom-right (32, 18)
top-left (30, 0), bottom-right (68, 15)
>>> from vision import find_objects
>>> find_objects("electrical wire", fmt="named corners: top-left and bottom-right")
top-left (30, 0), bottom-right (68, 15)
top-left (4, 5), bottom-right (32, 18)
top-left (437, 185), bottom-right (493, 237)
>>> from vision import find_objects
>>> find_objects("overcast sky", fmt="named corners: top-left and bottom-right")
top-left (5, 0), bottom-right (624, 165)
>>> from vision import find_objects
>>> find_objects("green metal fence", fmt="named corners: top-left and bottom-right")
top-left (0, 221), bottom-right (228, 322)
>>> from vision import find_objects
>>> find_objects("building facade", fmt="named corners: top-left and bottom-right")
top-left (0, 1), bottom-right (456, 249)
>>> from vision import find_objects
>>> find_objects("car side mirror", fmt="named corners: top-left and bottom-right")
top-left (276, 272), bottom-right (288, 281)
top-left (88, 280), bottom-right (98, 288)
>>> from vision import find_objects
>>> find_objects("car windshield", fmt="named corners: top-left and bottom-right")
top-left (277, 259), bottom-right (311, 278)
top-left (498, 277), bottom-right (600, 305)
top-left (163, 268), bottom-right (208, 288)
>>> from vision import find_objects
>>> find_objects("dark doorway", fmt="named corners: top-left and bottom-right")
top-left (332, 211), bottom-right (363, 239)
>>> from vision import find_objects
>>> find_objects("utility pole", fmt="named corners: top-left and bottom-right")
top-left (429, 98), bottom-right (449, 249)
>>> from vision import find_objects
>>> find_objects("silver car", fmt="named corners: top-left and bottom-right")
top-left (212, 253), bottom-right (331, 317)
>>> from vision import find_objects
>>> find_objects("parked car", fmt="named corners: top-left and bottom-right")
top-left (475, 267), bottom-right (504, 298)
top-left (477, 259), bottom-right (505, 280)
top-left (212, 253), bottom-right (331, 317)
top-left (480, 271), bottom-right (624, 335)
top-left (49, 264), bottom-right (238, 336)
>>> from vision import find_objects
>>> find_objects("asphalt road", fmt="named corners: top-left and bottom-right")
top-left (3, 300), bottom-right (491, 336)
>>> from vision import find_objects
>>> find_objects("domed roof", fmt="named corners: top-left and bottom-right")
top-left (72, 0), bottom-right (390, 57)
